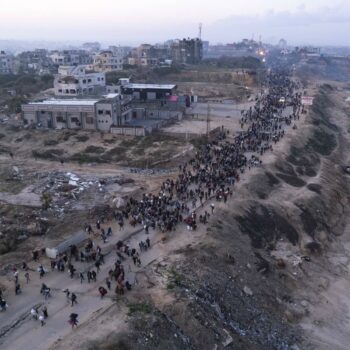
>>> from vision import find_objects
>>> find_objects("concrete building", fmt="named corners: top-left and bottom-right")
top-left (127, 44), bottom-right (169, 67)
top-left (0, 51), bottom-right (14, 74)
top-left (49, 50), bottom-right (92, 66)
top-left (171, 38), bottom-right (203, 64)
top-left (54, 65), bottom-right (106, 97)
top-left (17, 49), bottom-right (54, 75)
top-left (22, 94), bottom-right (133, 132)
top-left (205, 40), bottom-right (261, 59)
top-left (106, 84), bottom-right (122, 94)
top-left (93, 50), bottom-right (123, 72)
top-left (122, 83), bottom-right (177, 101)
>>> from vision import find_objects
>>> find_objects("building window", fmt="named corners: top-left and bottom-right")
top-left (88, 79), bottom-right (92, 83)
top-left (56, 116), bottom-right (66, 123)
top-left (71, 117), bottom-right (80, 124)
top-left (98, 110), bottom-right (103, 115)
top-left (105, 110), bottom-right (111, 115)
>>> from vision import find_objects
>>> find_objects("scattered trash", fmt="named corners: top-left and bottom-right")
top-left (342, 166), bottom-right (350, 175)
top-left (222, 329), bottom-right (233, 347)
top-left (292, 256), bottom-right (302, 267)
top-left (243, 286), bottom-right (253, 296)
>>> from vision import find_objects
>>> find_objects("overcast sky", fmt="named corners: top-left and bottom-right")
top-left (1, 0), bottom-right (349, 46)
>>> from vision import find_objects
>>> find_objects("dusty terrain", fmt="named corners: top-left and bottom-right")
top-left (1, 61), bottom-right (350, 350)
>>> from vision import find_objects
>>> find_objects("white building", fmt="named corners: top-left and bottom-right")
top-left (93, 50), bottom-right (123, 72)
top-left (49, 50), bottom-right (92, 66)
top-left (54, 65), bottom-right (106, 97)
top-left (22, 94), bottom-right (133, 132)
top-left (0, 51), bottom-right (14, 74)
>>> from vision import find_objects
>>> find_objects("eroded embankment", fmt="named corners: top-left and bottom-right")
top-left (77, 84), bottom-right (349, 350)
top-left (151, 84), bottom-right (349, 350)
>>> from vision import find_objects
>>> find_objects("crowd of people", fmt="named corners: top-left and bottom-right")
top-left (0, 67), bottom-right (303, 331)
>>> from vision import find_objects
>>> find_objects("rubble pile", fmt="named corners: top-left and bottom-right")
top-left (30, 171), bottom-right (136, 216)
top-left (129, 167), bottom-right (177, 175)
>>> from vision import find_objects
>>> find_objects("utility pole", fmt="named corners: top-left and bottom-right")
top-left (198, 23), bottom-right (202, 40)
top-left (206, 103), bottom-right (211, 139)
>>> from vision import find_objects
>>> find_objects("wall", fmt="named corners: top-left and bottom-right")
top-left (96, 102), bottom-right (114, 131)
top-left (159, 126), bottom-right (221, 140)
top-left (110, 126), bottom-right (146, 136)
top-left (145, 110), bottom-right (183, 120)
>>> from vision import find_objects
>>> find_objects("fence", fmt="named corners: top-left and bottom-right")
top-left (158, 126), bottom-right (222, 140)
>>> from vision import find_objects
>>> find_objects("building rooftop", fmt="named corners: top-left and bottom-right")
top-left (29, 99), bottom-right (99, 106)
top-left (124, 83), bottom-right (176, 90)
top-left (103, 93), bottom-right (120, 99)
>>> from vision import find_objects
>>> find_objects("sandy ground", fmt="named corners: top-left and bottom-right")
top-left (294, 85), bottom-right (350, 350)
top-left (189, 101), bottom-right (252, 118)
top-left (161, 117), bottom-right (241, 135)
top-left (0, 97), bottom-right (308, 350)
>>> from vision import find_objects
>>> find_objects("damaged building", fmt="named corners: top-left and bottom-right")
top-left (22, 78), bottom-right (188, 135)
top-left (54, 65), bottom-right (106, 96)
top-left (22, 94), bottom-right (133, 132)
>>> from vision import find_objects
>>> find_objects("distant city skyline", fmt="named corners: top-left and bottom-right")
top-left (1, 0), bottom-right (350, 46)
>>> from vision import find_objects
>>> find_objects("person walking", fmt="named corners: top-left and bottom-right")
top-left (69, 313), bottom-right (78, 329)
top-left (24, 271), bottom-right (30, 284)
top-left (15, 283), bottom-right (21, 295)
top-left (106, 277), bottom-right (111, 290)
top-left (39, 314), bottom-right (45, 326)
top-left (79, 272), bottom-right (85, 284)
top-left (42, 306), bottom-right (48, 319)
top-left (87, 271), bottom-right (91, 283)
top-left (91, 270), bottom-right (97, 282)
top-left (71, 293), bottom-right (77, 307)
top-left (39, 265), bottom-right (45, 279)
top-left (63, 288), bottom-right (70, 301)
top-left (98, 286), bottom-right (107, 299)
top-left (210, 203), bottom-right (215, 214)
top-left (31, 308), bottom-right (38, 320)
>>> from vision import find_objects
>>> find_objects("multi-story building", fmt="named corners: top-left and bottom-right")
top-left (92, 50), bottom-right (123, 72)
top-left (49, 50), bottom-right (92, 66)
top-left (0, 51), bottom-right (14, 74)
top-left (122, 83), bottom-right (177, 101)
top-left (127, 44), bottom-right (169, 67)
top-left (22, 94), bottom-right (133, 132)
top-left (171, 38), bottom-right (203, 65)
top-left (205, 40), bottom-right (261, 59)
top-left (17, 49), bottom-right (54, 74)
top-left (54, 65), bottom-right (106, 96)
